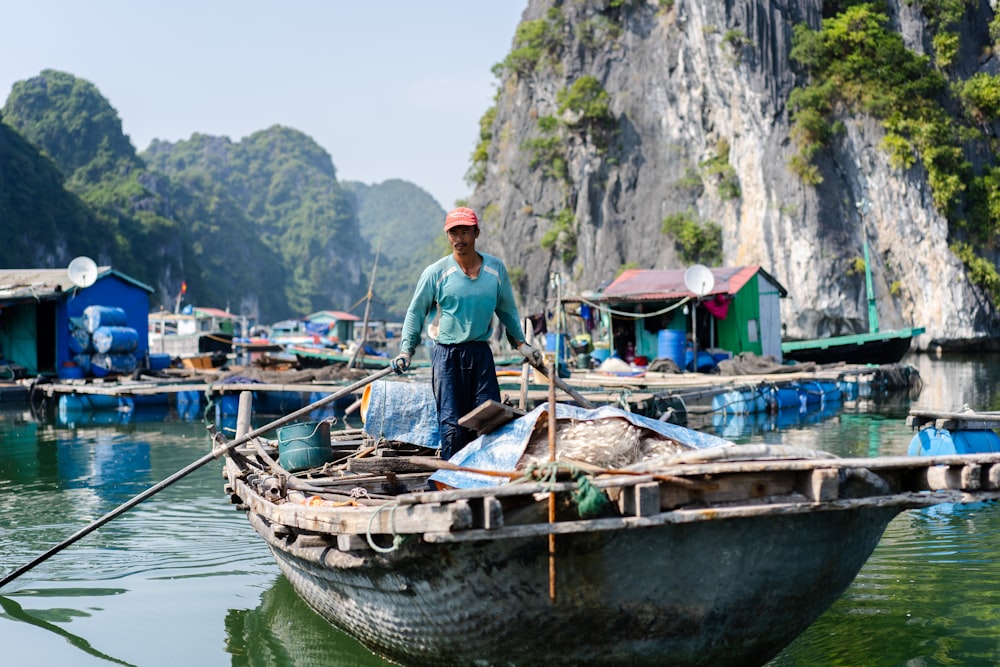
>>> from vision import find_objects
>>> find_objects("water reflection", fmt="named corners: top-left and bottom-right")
top-left (1, 354), bottom-right (999, 666)
top-left (0, 594), bottom-right (136, 666)
top-left (226, 577), bottom-right (396, 667)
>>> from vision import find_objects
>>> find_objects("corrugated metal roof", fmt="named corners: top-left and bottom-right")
top-left (0, 266), bottom-right (153, 302)
top-left (596, 265), bottom-right (787, 302)
top-left (194, 306), bottom-right (237, 320)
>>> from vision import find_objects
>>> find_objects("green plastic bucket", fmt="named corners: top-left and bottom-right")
top-left (277, 420), bottom-right (333, 472)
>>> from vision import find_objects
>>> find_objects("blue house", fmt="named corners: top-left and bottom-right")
top-left (0, 266), bottom-right (152, 377)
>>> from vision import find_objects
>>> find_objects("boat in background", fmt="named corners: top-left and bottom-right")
top-left (782, 199), bottom-right (923, 365)
top-left (782, 326), bottom-right (925, 365)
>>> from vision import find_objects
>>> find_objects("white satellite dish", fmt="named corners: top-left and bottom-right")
top-left (683, 263), bottom-right (715, 297)
top-left (67, 256), bottom-right (98, 288)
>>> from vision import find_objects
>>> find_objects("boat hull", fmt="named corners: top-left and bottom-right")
top-left (250, 505), bottom-right (898, 667)
top-left (781, 328), bottom-right (922, 365)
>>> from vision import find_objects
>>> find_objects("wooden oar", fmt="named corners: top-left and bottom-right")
top-left (0, 366), bottom-right (395, 590)
top-left (528, 358), bottom-right (596, 408)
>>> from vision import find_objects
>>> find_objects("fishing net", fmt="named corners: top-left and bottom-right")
top-left (518, 416), bottom-right (692, 470)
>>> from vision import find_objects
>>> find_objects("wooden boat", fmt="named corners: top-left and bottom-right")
top-left (288, 344), bottom-right (393, 370)
top-left (781, 201), bottom-right (924, 365)
top-left (781, 327), bottom-right (925, 365)
top-left (220, 394), bottom-right (1000, 667)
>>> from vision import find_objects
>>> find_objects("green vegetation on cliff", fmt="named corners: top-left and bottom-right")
top-left (789, 3), bottom-right (1000, 302)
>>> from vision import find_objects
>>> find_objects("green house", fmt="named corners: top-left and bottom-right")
top-left (579, 265), bottom-right (787, 367)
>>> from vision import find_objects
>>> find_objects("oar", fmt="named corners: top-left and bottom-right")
top-left (0, 366), bottom-right (395, 590)
top-left (528, 358), bottom-right (596, 409)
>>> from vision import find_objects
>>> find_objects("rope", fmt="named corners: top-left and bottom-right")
top-left (616, 388), bottom-right (634, 412)
top-left (520, 462), bottom-right (612, 519)
top-left (572, 472), bottom-right (613, 518)
top-left (574, 294), bottom-right (693, 320)
top-left (366, 501), bottom-right (408, 553)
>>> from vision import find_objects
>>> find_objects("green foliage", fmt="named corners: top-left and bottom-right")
top-left (556, 76), bottom-right (613, 129)
top-left (524, 135), bottom-right (569, 182)
top-left (846, 256), bottom-right (866, 276)
top-left (931, 30), bottom-right (959, 68)
top-left (499, 9), bottom-right (565, 77)
top-left (0, 119), bottom-right (117, 267)
top-left (661, 211), bottom-right (722, 265)
top-left (788, 4), bottom-right (974, 217)
top-left (466, 106), bottom-right (497, 187)
top-left (952, 241), bottom-right (1000, 303)
top-left (722, 29), bottom-right (750, 62)
top-left (540, 208), bottom-right (577, 264)
top-left (956, 73), bottom-right (1000, 123)
top-left (675, 167), bottom-right (703, 191)
top-left (617, 261), bottom-right (640, 275)
top-left (699, 138), bottom-right (741, 199)
top-left (3, 69), bottom-right (141, 177)
top-left (575, 15), bottom-right (621, 48)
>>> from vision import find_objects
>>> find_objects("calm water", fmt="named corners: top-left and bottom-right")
top-left (0, 354), bottom-right (998, 666)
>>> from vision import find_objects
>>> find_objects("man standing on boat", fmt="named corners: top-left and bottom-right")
top-left (392, 206), bottom-right (543, 459)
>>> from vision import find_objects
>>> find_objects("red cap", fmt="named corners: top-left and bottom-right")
top-left (444, 207), bottom-right (479, 231)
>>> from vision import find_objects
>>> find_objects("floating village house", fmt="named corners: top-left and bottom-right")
top-left (0, 266), bottom-right (152, 377)
top-left (305, 310), bottom-right (360, 344)
top-left (577, 265), bottom-right (787, 367)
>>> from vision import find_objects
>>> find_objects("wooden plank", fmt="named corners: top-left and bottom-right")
top-left (619, 482), bottom-right (661, 517)
top-left (237, 477), bottom-right (474, 534)
top-left (923, 464), bottom-right (982, 491)
top-left (458, 400), bottom-right (525, 435)
top-left (346, 456), bottom-right (441, 475)
top-left (796, 468), bottom-right (839, 502)
top-left (989, 464), bottom-right (1000, 490)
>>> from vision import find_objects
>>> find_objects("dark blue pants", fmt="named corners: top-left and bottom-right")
top-left (432, 341), bottom-right (500, 459)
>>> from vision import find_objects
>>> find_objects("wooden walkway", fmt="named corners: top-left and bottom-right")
top-left (18, 360), bottom-right (917, 419)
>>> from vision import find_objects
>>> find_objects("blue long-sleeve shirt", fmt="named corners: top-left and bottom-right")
top-left (399, 252), bottom-right (526, 356)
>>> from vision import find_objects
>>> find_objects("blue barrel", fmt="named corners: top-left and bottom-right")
top-left (545, 333), bottom-right (570, 360)
top-left (766, 386), bottom-right (801, 410)
top-left (908, 428), bottom-right (1000, 456)
top-left (90, 353), bottom-right (137, 377)
top-left (657, 330), bottom-right (686, 368)
top-left (83, 305), bottom-right (128, 333)
top-left (277, 420), bottom-right (334, 472)
top-left (57, 363), bottom-right (85, 379)
top-left (92, 326), bottom-right (139, 353)
top-left (685, 349), bottom-right (718, 372)
top-left (711, 388), bottom-right (767, 415)
top-left (69, 327), bottom-right (92, 353)
top-left (147, 353), bottom-right (172, 370)
top-left (73, 353), bottom-right (92, 374)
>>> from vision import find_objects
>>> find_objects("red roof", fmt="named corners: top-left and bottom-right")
top-left (597, 265), bottom-right (786, 302)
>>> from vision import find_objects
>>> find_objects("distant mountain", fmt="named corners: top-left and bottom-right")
top-left (144, 127), bottom-right (368, 319)
top-left (0, 116), bottom-right (115, 267)
top-left (1, 69), bottom-right (440, 324)
top-left (342, 179), bottom-right (449, 319)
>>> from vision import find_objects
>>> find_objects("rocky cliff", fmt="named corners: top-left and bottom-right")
top-left (471, 0), bottom-right (1000, 350)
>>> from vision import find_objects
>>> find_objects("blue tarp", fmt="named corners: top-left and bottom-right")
top-left (362, 381), bottom-right (441, 449)
top-left (431, 403), bottom-right (734, 490)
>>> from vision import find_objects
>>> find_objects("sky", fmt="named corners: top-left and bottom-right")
top-left (0, 1), bottom-right (527, 209)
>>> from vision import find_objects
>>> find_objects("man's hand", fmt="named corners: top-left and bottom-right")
top-left (518, 342), bottom-right (544, 367)
top-left (391, 351), bottom-right (411, 374)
